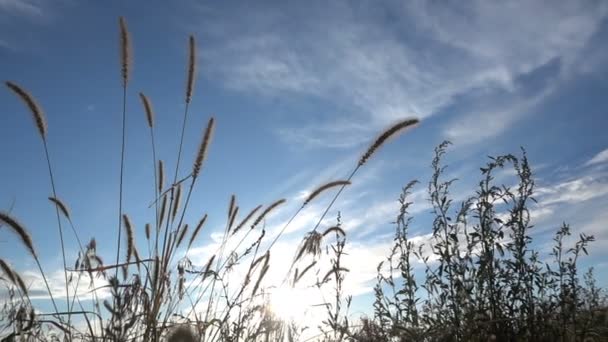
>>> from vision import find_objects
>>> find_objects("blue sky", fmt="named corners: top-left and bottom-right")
top-left (1, 0), bottom-right (608, 327)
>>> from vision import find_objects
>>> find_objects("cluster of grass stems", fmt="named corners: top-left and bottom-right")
top-left (1, 17), bottom-right (606, 342)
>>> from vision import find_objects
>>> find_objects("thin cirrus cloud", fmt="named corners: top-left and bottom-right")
top-left (585, 148), bottom-right (608, 166)
top-left (0, 0), bottom-right (44, 17)
top-left (190, 0), bottom-right (608, 148)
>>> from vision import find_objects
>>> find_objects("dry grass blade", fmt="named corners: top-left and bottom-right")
top-left (185, 35), bottom-right (196, 104)
top-left (188, 214), bottom-right (207, 250)
top-left (192, 117), bottom-right (215, 179)
top-left (0, 212), bottom-right (37, 258)
top-left (5, 81), bottom-right (47, 139)
top-left (118, 16), bottom-right (131, 86)
top-left (233, 205), bottom-right (262, 235)
top-left (139, 92), bottom-right (154, 128)
top-left (122, 214), bottom-right (134, 263)
top-left (304, 180), bottom-right (351, 207)
top-left (252, 199), bottom-right (286, 229)
top-left (48, 196), bottom-right (71, 220)
top-left (359, 118), bottom-right (419, 167)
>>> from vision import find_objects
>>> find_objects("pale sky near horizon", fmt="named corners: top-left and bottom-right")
top-left (1, 0), bottom-right (608, 329)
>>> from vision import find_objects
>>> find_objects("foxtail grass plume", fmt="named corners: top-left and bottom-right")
top-left (188, 214), bottom-right (207, 249)
top-left (145, 223), bottom-right (151, 241)
top-left (322, 266), bottom-right (349, 283)
top-left (296, 231), bottom-right (323, 261)
top-left (172, 183), bottom-right (182, 222)
top-left (228, 206), bottom-right (239, 232)
top-left (228, 194), bottom-right (236, 221)
top-left (0, 259), bottom-right (28, 295)
top-left (252, 251), bottom-right (270, 269)
top-left (359, 118), bottom-right (419, 167)
top-left (192, 117), bottom-right (215, 179)
top-left (152, 256), bottom-right (160, 289)
top-left (159, 195), bottom-right (168, 227)
top-left (176, 224), bottom-right (189, 248)
top-left (304, 180), bottom-right (351, 207)
top-left (185, 35), bottom-right (196, 104)
top-left (202, 255), bottom-right (215, 280)
top-left (252, 199), bottom-right (286, 229)
top-left (118, 16), bottom-right (131, 86)
top-left (322, 226), bottom-right (346, 237)
top-left (158, 159), bottom-right (164, 194)
top-left (294, 261), bottom-right (317, 284)
top-left (0, 212), bottom-right (37, 258)
top-left (0, 259), bottom-right (17, 285)
top-left (139, 92), bottom-right (154, 128)
top-left (48, 196), bottom-right (71, 220)
top-left (233, 204), bottom-right (262, 235)
top-left (252, 264), bottom-right (269, 296)
top-left (13, 269), bottom-right (28, 295)
top-left (5, 81), bottom-right (47, 140)
top-left (122, 214), bottom-right (134, 263)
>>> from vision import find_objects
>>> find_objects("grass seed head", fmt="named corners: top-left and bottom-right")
top-left (5, 81), bottom-right (47, 140)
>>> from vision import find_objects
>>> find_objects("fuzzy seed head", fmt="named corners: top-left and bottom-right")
top-left (252, 199), bottom-right (286, 229)
top-left (122, 214), bottom-right (134, 263)
top-left (188, 214), bottom-right (207, 250)
top-left (119, 16), bottom-right (131, 87)
top-left (304, 180), bottom-right (351, 207)
top-left (0, 212), bottom-right (37, 258)
top-left (186, 35), bottom-right (197, 104)
top-left (158, 160), bottom-right (164, 194)
top-left (359, 118), bottom-right (419, 167)
top-left (48, 196), bottom-right (71, 220)
top-left (6, 81), bottom-right (47, 140)
top-left (139, 92), bottom-right (154, 128)
top-left (192, 117), bottom-right (215, 179)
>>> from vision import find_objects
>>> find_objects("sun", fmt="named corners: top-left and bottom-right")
top-left (269, 286), bottom-right (318, 323)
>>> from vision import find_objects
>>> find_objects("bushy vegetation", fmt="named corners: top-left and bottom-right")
top-left (351, 143), bottom-right (608, 341)
top-left (1, 17), bottom-right (606, 342)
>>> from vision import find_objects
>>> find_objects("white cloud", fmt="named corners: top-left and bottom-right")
top-left (536, 174), bottom-right (608, 206)
top-left (0, 267), bottom-right (111, 311)
top-left (192, 1), bottom-right (607, 148)
top-left (443, 87), bottom-right (553, 146)
top-left (0, 0), bottom-right (43, 17)
top-left (585, 148), bottom-right (608, 166)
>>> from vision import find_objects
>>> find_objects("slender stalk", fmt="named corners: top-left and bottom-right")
top-left (115, 84), bottom-right (128, 279)
top-left (42, 140), bottom-right (72, 340)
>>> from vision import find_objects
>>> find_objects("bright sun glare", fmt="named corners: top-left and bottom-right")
top-left (269, 287), bottom-right (318, 323)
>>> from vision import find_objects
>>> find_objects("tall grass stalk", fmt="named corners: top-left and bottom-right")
top-left (4, 81), bottom-right (73, 339)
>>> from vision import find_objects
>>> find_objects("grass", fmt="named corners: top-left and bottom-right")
top-left (1, 16), bottom-right (607, 342)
